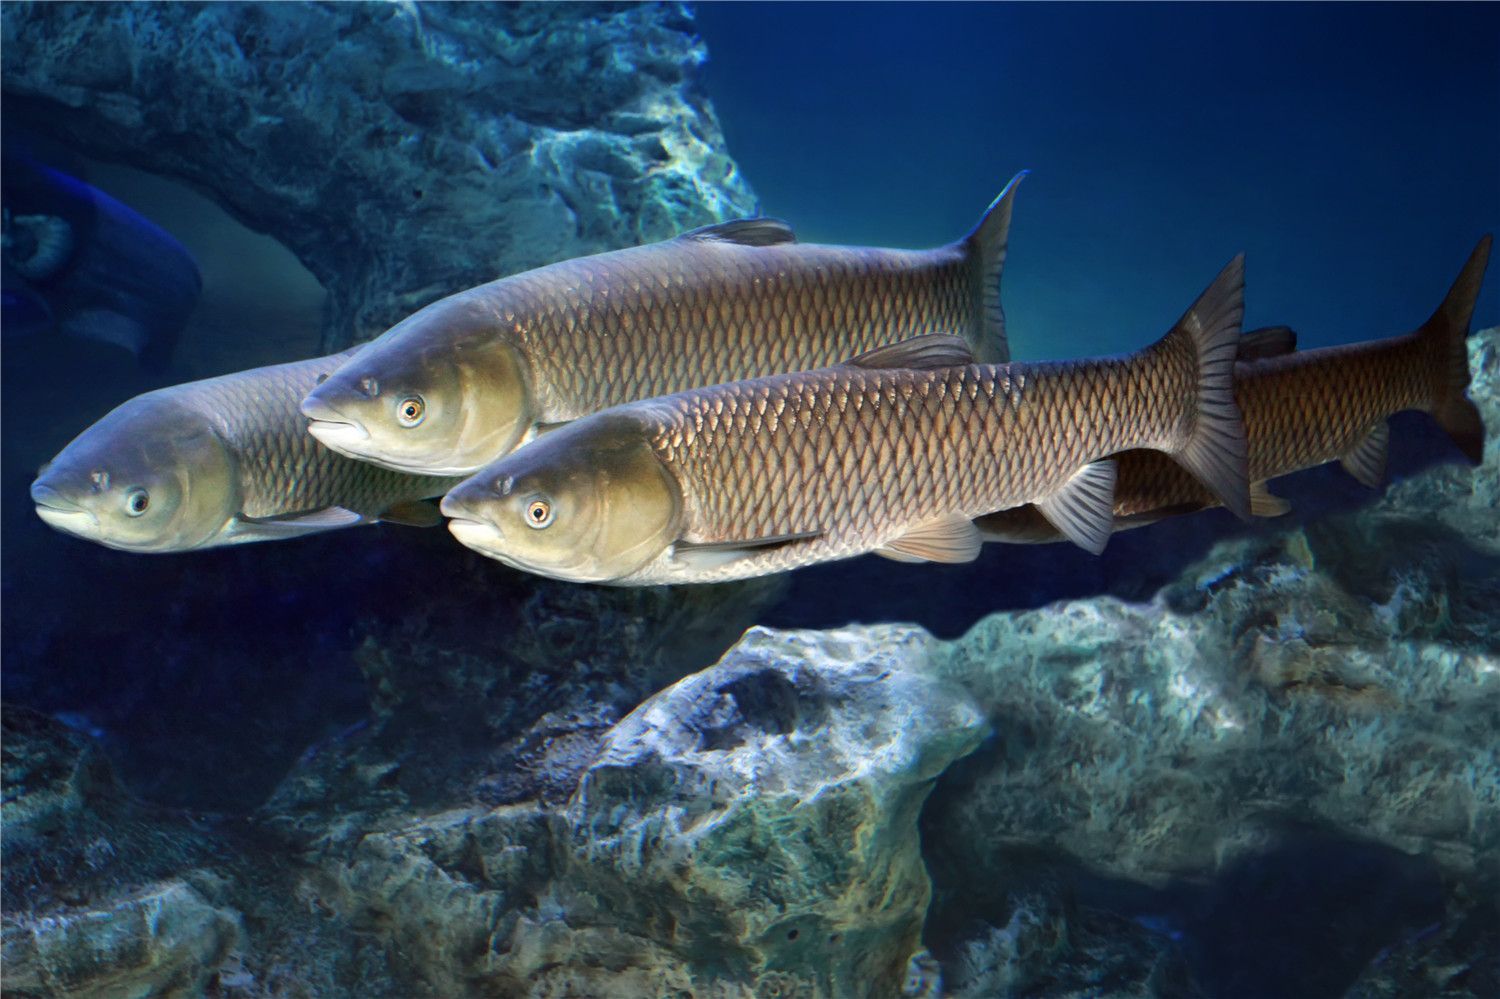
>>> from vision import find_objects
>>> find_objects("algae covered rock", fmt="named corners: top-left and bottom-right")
top-left (1, 879), bottom-right (242, 999)
top-left (564, 625), bottom-right (988, 995)
top-left (297, 625), bottom-right (986, 997)
top-left (0, 1), bottom-right (756, 351)
top-left (0, 710), bottom-right (244, 999)
top-left (915, 332), bottom-right (1500, 997)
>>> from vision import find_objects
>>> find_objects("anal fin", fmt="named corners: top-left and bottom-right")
top-left (1339, 421), bottom-right (1390, 488)
top-left (1034, 459), bottom-right (1118, 555)
top-left (1249, 481), bottom-right (1292, 517)
top-left (875, 514), bottom-right (982, 563)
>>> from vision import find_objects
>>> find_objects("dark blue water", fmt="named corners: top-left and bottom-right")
top-left (697, 3), bottom-right (1500, 357)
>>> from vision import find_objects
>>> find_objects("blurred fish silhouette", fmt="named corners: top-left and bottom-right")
top-left (2, 147), bottom-right (202, 369)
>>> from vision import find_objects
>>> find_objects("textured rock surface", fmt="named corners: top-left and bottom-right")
top-left (277, 625), bottom-right (985, 997)
top-left (0, 1), bottom-right (756, 351)
top-left (920, 330), bottom-right (1500, 997)
top-left (2, 312), bottom-right (1493, 998)
top-left (2, 880), bottom-right (242, 999)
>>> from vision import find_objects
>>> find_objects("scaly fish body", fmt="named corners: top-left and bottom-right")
top-left (977, 237), bottom-right (1492, 542)
top-left (301, 178), bottom-right (1023, 476)
top-left (440, 259), bottom-right (1252, 584)
top-left (31, 351), bottom-right (454, 553)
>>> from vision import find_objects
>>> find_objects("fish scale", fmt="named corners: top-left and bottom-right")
top-left (976, 236), bottom-right (1492, 541)
top-left (622, 352), bottom-right (1201, 584)
top-left (1110, 332), bottom-right (1437, 519)
top-left (186, 353), bottom-right (453, 519)
top-left (504, 241), bottom-right (977, 422)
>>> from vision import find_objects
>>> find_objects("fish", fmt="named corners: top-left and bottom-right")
top-left (975, 236), bottom-right (1492, 544)
top-left (30, 351), bottom-right (455, 553)
top-left (2, 148), bottom-right (202, 370)
top-left (300, 174), bottom-right (1028, 476)
top-left (438, 257), bottom-right (1252, 584)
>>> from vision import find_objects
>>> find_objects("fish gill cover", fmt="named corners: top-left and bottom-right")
top-left (2, 3), bottom-right (1498, 998)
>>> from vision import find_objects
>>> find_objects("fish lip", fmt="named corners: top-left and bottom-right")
top-left (33, 500), bottom-right (100, 536)
top-left (306, 418), bottom-right (372, 449)
top-left (30, 481), bottom-right (82, 513)
top-left (446, 516), bottom-right (504, 550)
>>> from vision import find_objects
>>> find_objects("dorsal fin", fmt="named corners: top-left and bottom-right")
top-left (962, 170), bottom-right (1026, 364)
top-left (1238, 325), bottom-right (1297, 361)
top-left (843, 334), bottom-right (975, 372)
top-left (678, 217), bottom-right (797, 247)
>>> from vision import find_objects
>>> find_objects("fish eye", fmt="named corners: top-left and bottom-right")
top-left (396, 396), bottom-right (425, 427)
top-left (125, 488), bottom-right (150, 517)
top-left (524, 497), bottom-right (554, 529)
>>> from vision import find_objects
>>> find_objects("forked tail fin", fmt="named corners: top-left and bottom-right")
top-left (962, 171), bottom-right (1027, 364)
top-left (1420, 235), bottom-right (1491, 464)
top-left (1157, 256), bottom-right (1251, 520)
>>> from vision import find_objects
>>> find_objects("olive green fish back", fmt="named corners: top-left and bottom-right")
top-left (494, 238), bottom-right (981, 421)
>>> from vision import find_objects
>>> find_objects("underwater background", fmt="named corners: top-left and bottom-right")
top-left (2, 3), bottom-right (1498, 997)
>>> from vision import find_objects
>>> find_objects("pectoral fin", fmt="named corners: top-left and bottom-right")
top-left (843, 334), bottom-right (975, 371)
top-left (875, 514), bottom-right (982, 563)
top-left (1034, 460), bottom-right (1118, 555)
top-left (672, 531), bottom-right (821, 571)
top-left (378, 499), bottom-right (444, 528)
top-left (1249, 481), bottom-right (1292, 517)
top-left (229, 506), bottom-right (366, 542)
top-left (1339, 422), bottom-right (1390, 488)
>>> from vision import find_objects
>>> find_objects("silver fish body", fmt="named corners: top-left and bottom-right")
top-left (31, 351), bottom-right (454, 553)
top-left (301, 177), bottom-right (1024, 476)
top-left (441, 259), bottom-right (1252, 584)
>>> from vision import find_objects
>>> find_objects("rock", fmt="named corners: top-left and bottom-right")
top-left (1, 880), bottom-right (241, 999)
top-left (1, 711), bottom-right (245, 999)
top-left (563, 626), bottom-right (988, 995)
top-left (916, 332), bottom-right (1500, 994)
top-left (0, 2), bottom-right (756, 352)
top-left (301, 625), bottom-right (987, 997)
top-left (1, 707), bottom-right (120, 853)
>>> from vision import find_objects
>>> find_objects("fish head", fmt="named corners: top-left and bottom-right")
top-left (440, 414), bottom-right (681, 583)
top-left (301, 298), bottom-right (533, 476)
top-left (31, 394), bottom-right (238, 552)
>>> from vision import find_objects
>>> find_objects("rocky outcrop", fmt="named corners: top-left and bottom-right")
top-left (282, 626), bottom-right (986, 997)
top-left (3, 308), bottom-right (1493, 997)
top-left (920, 330), bottom-right (1500, 997)
top-left (0, 2), bottom-right (756, 351)
top-left (1, 710), bottom-right (243, 999)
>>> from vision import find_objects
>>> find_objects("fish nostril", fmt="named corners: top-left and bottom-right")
top-left (359, 376), bottom-right (379, 398)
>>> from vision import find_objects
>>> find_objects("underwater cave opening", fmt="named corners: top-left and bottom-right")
top-left (1, 144), bottom-right (358, 813)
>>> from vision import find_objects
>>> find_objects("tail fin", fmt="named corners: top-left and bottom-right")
top-left (962, 171), bottom-right (1026, 364)
top-left (1420, 235), bottom-right (1491, 464)
top-left (1159, 256), bottom-right (1251, 520)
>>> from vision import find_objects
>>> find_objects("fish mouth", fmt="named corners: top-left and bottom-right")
top-left (446, 515), bottom-right (505, 552)
top-left (301, 394), bottom-right (372, 454)
top-left (31, 484), bottom-right (99, 536)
